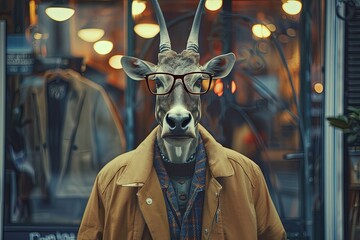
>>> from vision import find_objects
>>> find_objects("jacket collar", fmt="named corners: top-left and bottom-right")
top-left (116, 125), bottom-right (234, 186)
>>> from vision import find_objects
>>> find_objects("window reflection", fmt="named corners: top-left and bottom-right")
top-left (5, 2), bottom-right (127, 226)
top-left (3, 0), bottom-right (323, 239)
top-left (8, 68), bottom-right (126, 224)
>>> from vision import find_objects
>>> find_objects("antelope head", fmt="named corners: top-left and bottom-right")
top-left (121, 0), bottom-right (235, 163)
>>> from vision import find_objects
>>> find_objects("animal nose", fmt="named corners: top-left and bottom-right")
top-left (165, 112), bottom-right (192, 132)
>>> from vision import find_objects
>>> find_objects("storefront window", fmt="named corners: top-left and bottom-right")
top-left (3, 0), bottom-right (127, 238)
top-left (1, 0), bottom-right (324, 239)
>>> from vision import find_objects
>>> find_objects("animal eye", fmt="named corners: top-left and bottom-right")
top-left (194, 78), bottom-right (202, 88)
top-left (155, 79), bottom-right (164, 88)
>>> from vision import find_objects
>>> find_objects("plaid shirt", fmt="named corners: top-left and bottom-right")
top-left (154, 138), bottom-right (206, 240)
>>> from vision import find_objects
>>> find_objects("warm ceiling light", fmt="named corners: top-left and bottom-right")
top-left (26, 24), bottom-right (47, 40)
top-left (266, 23), bottom-right (277, 32)
top-left (205, 0), bottom-right (223, 11)
top-left (202, 78), bottom-right (215, 91)
top-left (45, 6), bottom-right (75, 22)
top-left (214, 79), bottom-right (223, 97)
top-left (132, 1), bottom-right (146, 16)
top-left (78, 28), bottom-right (105, 42)
top-left (282, 0), bottom-right (302, 15)
top-left (252, 24), bottom-right (271, 38)
top-left (134, 23), bottom-right (160, 38)
top-left (286, 27), bottom-right (297, 37)
top-left (314, 83), bottom-right (323, 94)
top-left (93, 40), bottom-right (113, 55)
top-left (231, 81), bottom-right (236, 94)
top-left (109, 55), bottom-right (123, 69)
top-left (34, 33), bottom-right (43, 40)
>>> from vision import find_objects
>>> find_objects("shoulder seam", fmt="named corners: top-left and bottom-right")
top-left (225, 149), bottom-right (258, 189)
top-left (99, 165), bottom-right (127, 196)
top-left (96, 152), bottom-right (134, 195)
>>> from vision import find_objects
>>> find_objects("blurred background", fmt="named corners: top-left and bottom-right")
top-left (0, 0), bottom-right (359, 239)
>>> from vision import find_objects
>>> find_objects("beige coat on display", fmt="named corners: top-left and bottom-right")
top-left (19, 69), bottom-right (126, 198)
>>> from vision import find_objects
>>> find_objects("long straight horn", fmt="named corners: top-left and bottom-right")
top-left (186, 0), bottom-right (206, 52)
top-left (150, 0), bottom-right (171, 52)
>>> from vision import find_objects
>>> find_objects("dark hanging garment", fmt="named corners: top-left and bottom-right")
top-left (46, 77), bottom-right (69, 185)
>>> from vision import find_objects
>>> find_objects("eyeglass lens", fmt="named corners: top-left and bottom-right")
top-left (146, 72), bottom-right (212, 95)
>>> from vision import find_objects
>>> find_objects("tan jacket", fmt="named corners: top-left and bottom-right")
top-left (78, 125), bottom-right (286, 240)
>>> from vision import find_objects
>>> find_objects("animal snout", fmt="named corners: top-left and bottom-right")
top-left (165, 112), bottom-right (192, 132)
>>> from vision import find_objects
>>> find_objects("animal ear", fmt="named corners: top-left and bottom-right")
top-left (121, 56), bottom-right (157, 81)
top-left (202, 53), bottom-right (236, 79)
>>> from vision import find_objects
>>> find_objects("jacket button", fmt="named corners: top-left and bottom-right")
top-left (146, 198), bottom-right (153, 205)
top-left (204, 228), bottom-right (209, 235)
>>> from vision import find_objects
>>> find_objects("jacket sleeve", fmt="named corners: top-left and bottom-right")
top-left (253, 165), bottom-right (287, 240)
top-left (77, 175), bottom-right (105, 240)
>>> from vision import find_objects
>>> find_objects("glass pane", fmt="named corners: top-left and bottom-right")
top-left (4, 0), bottom-right (127, 234)
top-left (1, 0), bottom-right (324, 239)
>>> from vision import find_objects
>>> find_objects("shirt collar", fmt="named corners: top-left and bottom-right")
top-left (154, 137), bottom-right (207, 189)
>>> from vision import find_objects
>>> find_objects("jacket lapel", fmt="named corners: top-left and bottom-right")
top-left (199, 125), bottom-right (233, 239)
top-left (33, 80), bottom-right (50, 182)
top-left (199, 125), bottom-right (234, 178)
top-left (136, 168), bottom-right (170, 239)
top-left (116, 127), bottom-right (170, 239)
top-left (116, 127), bottom-right (158, 186)
top-left (59, 79), bottom-right (85, 180)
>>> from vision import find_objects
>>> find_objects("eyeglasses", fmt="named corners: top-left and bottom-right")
top-left (144, 72), bottom-right (213, 95)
